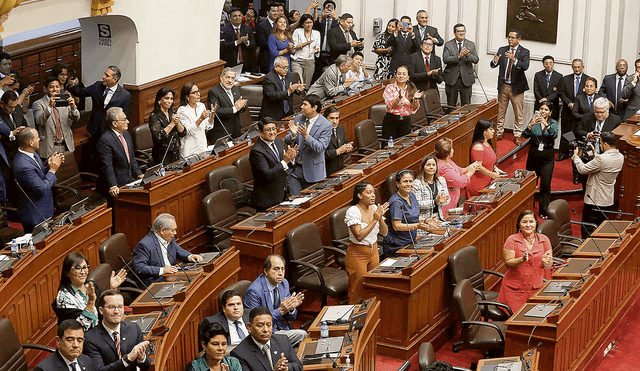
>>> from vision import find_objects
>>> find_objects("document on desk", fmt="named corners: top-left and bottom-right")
top-left (379, 259), bottom-right (396, 267)
top-left (634, 128), bottom-right (640, 136)
top-left (322, 305), bottom-right (355, 322)
top-left (480, 362), bottom-right (522, 371)
top-left (281, 197), bottom-right (311, 207)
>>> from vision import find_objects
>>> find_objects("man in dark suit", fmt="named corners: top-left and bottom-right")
top-left (533, 55), bottom-right (563, 120)
top-left (413, 10), bottom-right (444, 47)
top-left (207, 67), bottom-right (247, 143)
top-left (599, 59), bottom-right (628, 119)
top-left (132, 213), bottom-right (203, 286)
top-left (323, 107), bottom-right (351, 175)
top-left (230, 306), bottom-right (303, 371)
top-left (442, 23), bottom-right (479, 106)
top-left (13, 127), bottom-right (63, 232)
top-left (574, 97), bottom-right (622, 146)
top-left (408, 38), bottom-right (443, 92)
top-left (490, 29), bottom-right (530, 145)
top-left (572, 77), bottom-right (603, 124)
top-left (260, 56), bottom-right (304, 120)
top-left (249, 117), bottom-right (297, 211)
top-left (388, 16), bottom-right (421, 74)
top-left (83, 290), bottom-right (151, 371)
top-left (314, 0), bottom-right (339, 78)
top-left (201, 289), bottom-right (251, 352)
top-left (327, 13), bottom-right (364, 63)
top-left (68, 65), bottom-right (131, 138)
top-left (0, 91), bottom-right (28, 161)
top-left (220, 8), bottom-right (257, 72)
top-left (622, 58), bottom-right (640, 121)
top-left (96, 107), bottom-right (142, 200)
top-left (557, 59), bottom-right (589, 161)
top-left (256, 3), bottom-right (280, 73)
top-left (34, 319), bottom-right (95, 371)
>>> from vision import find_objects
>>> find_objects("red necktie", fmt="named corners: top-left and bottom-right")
top-left (119, 133), bottom-right (130, 163)
top-left (425, 55), bottom-right (430, 89)
top-left (236, 28), bottom-right (244, 62)
top-left (113, 331), bottom-right (121, 359)
top-left (52, 107), bottom-right (63, 142)
top-left (506, 48), bottom-right (514, 79)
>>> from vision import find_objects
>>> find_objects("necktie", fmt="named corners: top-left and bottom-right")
top-left (282, 78), bottom-right (289, 114)
top-left (616, 76), bottom-right (624, 108)
top-left (234, 320), bottom-right (246, 340)
top-left (506, 48), bottom-right (514, 80)
top-left (119, 133), bottom-right (130, 163)
top-left (458, 42), bottom-right (463, 53)
top-left (323, 19), bottom-right (331, 51)
top-left (575, 75), bottom-right (581, 96)
top-left (69, 362), bottom-right (78, 371)
top-left (595, 120), bottom-right (602, 153)
top-left (262, 343), bottom-right (274, 370)
top-left (103, 87), bottom-right (112, 107)
top-left (236, 28), bottom-right (244, 62)
top-left (425, 55), bottom-right (430, 89)
top-left (333, 128), bottom-right (337, 140)
top-left (345, 32), bottom-right (352, 54)
top-left (52, 107), bottom-right (63, 142)
top-left (546, 73), bottom-right (550, 88)
top-left (273, 287), bottom-right (280, 310)
top-left (113, 331), bottom-right (121, 359)
top-left (589, 96), bottom-right (593, 109)
top-left (271, 142), bottom-right (279, 160)
top-left (421, 27), bottom-right (426, 40)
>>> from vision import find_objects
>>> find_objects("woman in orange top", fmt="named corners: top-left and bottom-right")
top-left (381, 65), bottom-right (423, 140)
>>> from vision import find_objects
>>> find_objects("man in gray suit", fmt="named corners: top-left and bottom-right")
top-left (306, 55), bottom-right (354, 100)
top-left (622, 58), bottom-right (640, 120)
top-left (285, 94), bottom-right (332, 195)
top-left (442, 23), bottom-right (479, 106)
top-left (33, 76), bottom-right (78, 160)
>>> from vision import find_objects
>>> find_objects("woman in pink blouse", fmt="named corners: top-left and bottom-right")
top-left (381, 65), bottom-right (423, 140)
top-left (434, 137), bottom-right (480, 216)
top-left (466, 119), bottom-right (507, 198)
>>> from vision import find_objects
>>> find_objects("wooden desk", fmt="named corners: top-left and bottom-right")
top-left (332, 84), bottom-right (384, 142)
top-left (590, 220), bottom-right (632, 238)
top-left (612, 123), bottom-right (640, 216)
top-left (0, 205), bottom-right (112, 361)
top-left (551, 258), bottom-right (599, 280)
top-left (529, 280), bottom-right (579, 303)
top-left (570, 238), bottom-right (616, 258)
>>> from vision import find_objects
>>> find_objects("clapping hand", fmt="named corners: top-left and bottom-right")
top-left (436, 192), bottom-right (450, 204)
top-left (275, 353), bottom-right (289, 371)
top-left (287, 120), bottom-right (298, 136)
top-left (427, 68), bottom-right (440, 76)
top-left (521, 250), bottom-right (529, 262)
top-left (542, 251), bottom-right (553, 268)
top-left (109, 269), bottom-right (127, 289)
top-left (374, 202), bottom-right (389, 221)
top-left (234, 96), bottom-right (247, 110)
top-left (282, 144), bottom-right (299, 163)
top-left (298, 122), bottom-right (309, 138)
top-left (413, 90), bottom-right (423, 100)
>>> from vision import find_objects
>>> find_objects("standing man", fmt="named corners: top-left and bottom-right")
top-left (0, 91), bottom-right (28, 164)
top-left (442, 23), bottom-right (479, 106)
top-left (34, 319), bottom-right (95, 371)
top-left (260, 56), bottom-right (304, 120)
top-left (327, 13), bottom-right (364, 63)
top-left (207, 67), bottom-right (247, 143)
top-left (388, 16), bottom-right (420, 74)
top-left (599, 59), bottom-right (629, 119)
top-left (256, 3), bottom-right (280, 73)
top-left (408, 38), bottom-right (443, 92)
top-left (314, 0), bottom-right (339, 78)
top-left (413, 10), bottom-right (444, 47)
top-left (220, 7), bottom-right (257, 73)
top-left (557, 59), bottom-right (589, 161)
top-left (533, 55), bottom-right (563, 121)
top-left (622, 58), bottom-right (640, 121)
top-left (201, 289), bottom-right (251, 352)
top-left (323, 107), bottom-right (351, 175)
top-left (490, 29), bottom-right (530, 145)
top-left (284, 94), bottom-right (332, 195)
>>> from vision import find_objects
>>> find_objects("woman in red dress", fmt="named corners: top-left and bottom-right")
top-left (497, 210), bottom-right (553, 313)
top-left (466, 119), bottom-right (507, 198)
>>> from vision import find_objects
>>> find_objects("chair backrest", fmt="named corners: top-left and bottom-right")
top-left (239, 84), bottom-right (264, 120)
top-left (239, 108), bottom-right (253, 134)
top-left (233, 153), bottom-right (253, 184)
top-left (87, 263), bottom-right (114, 293)
top-left (547, 199), bottom-right (572, 237)
top-left (202, 189), bottom-right (239, 229)
top-left (329, 206), bottom-right (350, 243)
top-left (285, 223), bottom-right (325, 284)
top-left (218, 280), bottom-right (253, 304)
top-left (418, 342), bottom-right (436, 371)
top-left (54, 151), bottom-right (82, 204)
top-left (206, 165), bottom-right (243, 194)
top-left (0, 317), bottom-right (28, 371)
top-left (447, 245), bottom-right (486, 292)
top-left (99, 233), bottom-right (133, 271)
top-left (538, 219), bottom-right (562, 258)
top-left (452, 279), bottom-right (483, 340)
top-left (133, 123), bottom-right (153, 152)
top-left (411, 98), bottom-right (428, 128)
top-left (422, 89), bottom-right (444, 117)
top-left (368, 103), bottom-right (386, 137)
top-left (354, 119), bottom-right (379, 152)
top-left (380, 171), bottom-right (397, 203)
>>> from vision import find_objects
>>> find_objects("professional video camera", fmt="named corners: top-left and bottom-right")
top-left (563, 132), bottom-right (595, 162)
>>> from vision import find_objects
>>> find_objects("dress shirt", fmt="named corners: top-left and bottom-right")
top-left (260, 137), bottom-right (289, 170)
top-left (227, 317), bottom-right (248, 345)
top-left (264, 279), bottom-right (294, 316)
top-left (292, 28), bottom-right (320, 60)
top-left (103, 85), bottom-right (116, 107)
top-left (224, 87), bottom-right (239, 114)
top-left (17, 148), bottom-right (42, 170)
top-left (154, 232), bottom-right (172, 275)
top-left (251, 337), bottom-right (273, 363)
top-left (504, 45), bottom-right (519, 83)
top-left (102, 321), bottom-right (134, 365)
top-left (177, 102), bottom-right (214, 158)
top-left (59, 353), bottom-right (79, 371)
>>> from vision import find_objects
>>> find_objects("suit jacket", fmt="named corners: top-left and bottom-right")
top-left (250, 137), bottom-right (289, 209)
top-left (572, 93), bottom-right (603, 123)
top-left (96, 130), bottom-right (142, 192)
top-left (202, 311), bottom-right (251, 344)
top-left (34, 351), bottom-right (95, 371)
top-left (599, 73), bottom-right (628, 118)
top-left (230, 333), bottom-right (302, 371)
top-left (0, 106), bottom-right (27, 163)
top-left (314, 17), bottom-right (339, 52)
top-left (574, 113), bottom-right (622, 140)
top-left (489, 44), bottom-right (530, 95)
top-left (408, 51), bottom-right (444, 91)
top-left (622, 77), bottom-right (640, 120)
top-left (83, 322), bottom-right (151, 371)
top-left (284, 113), bottom-right (332, 183)
top-left (533, 69), bottom-right (563, 119)
top-left (573, 148), bottom-right (624, 207)
top-left (307, 64), bottom-right (346, 100)
top-left (327, 26), bottom-right (363, 62)
top-left (388, 32), bottom-right (421, 73)
top-left (442, 38), bottom-right (479, 87)
top-left (220, 23), bottom-right (257, 71)
top-left (260, 70), bottom-right (300, 120)
top-left (0, 117), bottom-right (11, 170)
top-left (132, 231), bottom-right (192, 286)
top-left (324, 124), bottom-right (347, 176)
top-left (412, 25), bottom-right (444, 46)
top-left (256, 19), bottom-right (274, 73)
top-left (13, 150), bottom-right (56, 227)
top-left (244, 274), bottom-right (297, 331)
top-left (69, 82), bottom-right (132, 137)
top-left (207, 84), bottom-right (243, 142)
top-left (558, 73), bottom-right (589, 120)
top-left (33, 96), bottom-right (78, 158)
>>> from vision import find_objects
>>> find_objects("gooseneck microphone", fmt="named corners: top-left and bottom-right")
top-left (400, 204), bottom-right (421, 261)
top-left (159, 134), bottom-right (176, 168)
top-left (118, 255), bottom-right (170, 317)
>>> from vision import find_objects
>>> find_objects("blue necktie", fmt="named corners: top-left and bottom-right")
top-left (616, 76), bottom-right (624, 109)
top-left (281, 78), bottom-right (289, 114)
top-left (273, 287), bottom-right (280, 310)
top-left (69, 362), bottom-right (78, 371)
top-left (546, 73), bottom-right (550, 88)
top-left (234, 320), bottom-right (246, 340)
top-left (589, 96), bottom-right (593, 109)
top-left (575, 75), bottom-right (581, 96)
top-left (458, 42), bottom-right (462, 53)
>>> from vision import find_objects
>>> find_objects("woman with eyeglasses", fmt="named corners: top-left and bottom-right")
top-left (291, 13), bottom-right (320, 88)
top-left (177, 82), bottom-right (216, 158)
top-left (54, 252), bottom-right (127, 330)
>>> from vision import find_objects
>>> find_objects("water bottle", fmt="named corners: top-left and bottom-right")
top-left (388, 136), bottom-right (394, 150)
top-left (29, 239), bottom-right (36, 255)
top-left (320, 321), bottom-right (329, 338)
top-left (342, 356), bottom-right (352, 370)
top-left (247, 136), bottom-right (252, 146)
top-left (10, 239), bottom-right (18, 258)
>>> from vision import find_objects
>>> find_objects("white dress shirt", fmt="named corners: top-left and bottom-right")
top-left (291, 28), bottom-right (321, 61)
top-left (227, 317), bottom-right (248, 345)
top-left (177, 102), bottom-right (214, 158)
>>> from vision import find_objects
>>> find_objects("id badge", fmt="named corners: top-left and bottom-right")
top-left (538, 142), bottom-right (544, 151)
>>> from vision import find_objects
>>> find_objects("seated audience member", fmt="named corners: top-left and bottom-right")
top-left (249, 117), bottom-right (298, 211)
top-left (178, 82), bottom-right (215, 158)
top-left (572, 76), bottom-right (602, 123)
top-left (306, 54), bottom-right (353, 100)
top-left (230, 306), bottom-right (303, 371)
top-left (413, 154), bottom-right (450, 236)
top-left (599, 59), bottom-right (628, 119)
top-left (55, 252), bottom-right (126, 330)
top-left (261, 56), bottom-right (304, 120)
top-left (149, 87), bottom-right (185, 165)
top-left (323, 106), bottom-right (352, 175)
top-left (327, 13), bottom-right (364, 62)
top-left (188, 322), bottom-right (242, 371)
top-left (132, 213), bottom-right (203, 286)
top-left (221, 7), bottom-right (257, 73)
top-left (409, 38), bottom-right (443, 91)
top-left (345, 51), bottom-right (368, 92)
top-left (201, 290), bottom-right (250, 353)
top-left (466, 119), bottom-right (506, 198)
top-left (381, 65), bottom-right (422, 140)
top-left (207, 68), bottom-right (247, 143)
top-left (13, 127), bottom-right (64, 232)
top-left (96, 107), bottom-right (143, 200)
top-left (84, 289), bottom-right (151, 371)
top-left (434, 137), bottom-right (478, 217)
top-left (291, 13), bottom-right (320, 88)
top-left (33, 76), bottom-right (78, 160)
top-left (388, 16), bottom-right (420, 73)
top-left (268, 16), bottom-right (295, 72)
top-left (244, 255), bottom-right (307, 347)
top-left (372, 19), bottom-right (398, 81)
top-left (34, 319), bottom-right (95, 371)
top-left (285, 94), bottom-right (332, 195)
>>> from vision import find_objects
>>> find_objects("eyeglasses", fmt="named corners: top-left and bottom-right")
top-left (263, 128), bottom-right (278, 133)
top-left (104, 305), bottom-right (124, 311)
top-left (73, 265), bottom-right (90, 271)
top-left (190, 90), bottom-right (200, 95)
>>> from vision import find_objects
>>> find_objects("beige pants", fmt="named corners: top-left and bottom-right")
top-left (496, 83), bottom-right (524, 137)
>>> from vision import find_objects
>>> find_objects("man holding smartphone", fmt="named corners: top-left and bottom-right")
top-left (327, 12), bottom-right (364, 63)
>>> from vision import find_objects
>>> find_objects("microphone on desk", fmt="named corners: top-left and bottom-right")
top-left (571, 208), bottom-right (606, 263)
top-left (159, 134), bottom-right (176, 169)
top-left (118, 255), bottom-right (170, 317)
top-left (176, 265), bottom-right (192, 284)
top-left (586, 194), bottom-right (624, 241)
top-left (400, 204), bottom-right (421, 261)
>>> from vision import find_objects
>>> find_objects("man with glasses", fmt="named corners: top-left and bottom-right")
top-left (261, 56), bottom-right (304, 121)
top-left (83, 290), bottom-right (151, 371)
top-left (409, 38), bottom-right (443, 92)
top-left (207, 67), bottom-right (247, 143)
top-left (35, 319), bottom-right (95, 371)
top-left (443, 23), bottom-right (478, 106)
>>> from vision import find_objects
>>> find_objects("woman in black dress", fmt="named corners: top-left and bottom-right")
top-left (149, 87), bottom-right (186, 165)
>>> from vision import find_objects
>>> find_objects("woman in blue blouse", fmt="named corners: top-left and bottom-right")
top-left (268, 16), bottom-right (295, 71)
top-left (187, 322), bottom-right (242, 371)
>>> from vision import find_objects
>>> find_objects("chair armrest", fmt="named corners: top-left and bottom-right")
top-left (322, 245), bottom-right (346, 257)
top-left (560, 241), bottom-right (581, 249)
top-left (134, 150), bottom-right (153, 161)
top-left (237, 212), bottom-right (253, 218)
top-left (558, 233), bottom-right (583, 243)
top-left (52, 184), bottom-right (81, 201)
top-left (79, 172), bottom-right (100, 182)
top-left (22, 343), bottom-right (56, 352)
top-left (289, 259), bottom-right (327, 290)
top-left (357, 147), bottom-right (377, 154)
top-left (552, 257), bottom-right (565, 264)
top-left (461, 320), bottom-right (506, 343)
top-left (0, 206), bottom-right (17, 213)
top-left (332, 239), bottom-right (350, 248)
top-left (483, 269), bottom-right (505, 278)
top-left (571, 220), bottom-right (599, 230)
top-left (206, 225), bottom-right (234, 236)
top-left (477, 300), bottom-right (513, 316)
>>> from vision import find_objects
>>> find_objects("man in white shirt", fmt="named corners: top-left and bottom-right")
top-left (201, 289), bottom-right (251, 353)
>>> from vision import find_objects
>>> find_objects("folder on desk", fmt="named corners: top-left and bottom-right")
top-left (322, 305), bottom-right (355, 323)
top-left (480, 361), bottom-right (522, 371)
top-left (155, 283), bottom-right (185, 299)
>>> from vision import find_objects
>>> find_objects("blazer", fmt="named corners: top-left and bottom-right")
top-left (0, 107), bottom-right (27, 163)
top-left (306, 64), bottom-right (347, 100)
top-left (0, 117), bottom-right (11, 169)
top-left (96, 130), bottom-right (142, 192)
top-left (34, 351), bottom-right (95, 371)
top-left (408, 51), bottom-right (444, 91)
top-left (574, 113), bottom-right (622, 140)
top-left (83, 321), bottom-right (151, 371)
top-left (314, 17), bottom-right (339, 52)
top-left (412, 24), bottom-right (444, 46)
top-left (132, 231), bottom-right (192, 286)
top-left (206, 84), bottom-right (243, 142)
top-left (622, 77), bottom-right (640, 120)
top-left (284, 113), bottom-right (332, 183)
top-left (572, 93), bottom-right (603, 122)
top-left (220, 23), bottom-right (257, 71)
top-left (244, 274), bottom-right (297, 331)
top-left (324, 124), bottom-right (347, 176)
top-left (13, 150), bottom-right (56, 227)
top-left (230, 333), bottom-right (302, 371)
top-left (69, 82), bottom-right (132, 137)
top-left (327, 26), bottom-right (363, 62)
top-left (33, 96), bottom-right (78, 158)
top-left (533, 69), bottom-right (563, 117)
top-left (558, 73), bottom-right (589, 119)
top-left (256, 19), bottom-right (273, 72)
top-left (599, 73), bottom-right (628, 118)
top-left (573, 148), bottom-right (624, 207)
top-left (249, 137), bottom-right (289, 209)
top-left (489, 44), bottom-right (530, 95)
top-left (387, 32), bottom-right (421, 73)
top-left (442, 38), bottom-right (479, 87)
top-left (260, 70), bottom-right (301, 120)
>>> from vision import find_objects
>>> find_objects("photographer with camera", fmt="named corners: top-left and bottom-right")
top-left (572, 131), bottom-right (623, 238)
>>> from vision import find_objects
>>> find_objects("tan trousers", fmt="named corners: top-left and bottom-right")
top-left (345, 242), bottom-right (379, 304)
top-left (497, 83), bottom-right (524, 137)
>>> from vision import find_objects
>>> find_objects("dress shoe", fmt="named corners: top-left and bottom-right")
top-left (556, 154), bottom-right (570, 162)
top-left (514, 137), bottom-right (523, 146)
top-left (573, 176), bottom-right (580, 185)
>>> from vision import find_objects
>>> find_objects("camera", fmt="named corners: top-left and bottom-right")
top-left (55, 93), bottom-right (70, 107)
top-left (565, 133), bottom-right (594, 162)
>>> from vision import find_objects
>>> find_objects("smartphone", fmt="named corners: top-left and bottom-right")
top-left (400, 21), bottom-right (410, 28)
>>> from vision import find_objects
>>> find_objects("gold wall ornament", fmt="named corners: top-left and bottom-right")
top-left (0, 0), bottom-right (25, 40)
top-left (91, 0), bottom-right (115, 16)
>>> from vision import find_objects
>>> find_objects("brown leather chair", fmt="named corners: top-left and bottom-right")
top-left (98, 233), bottom-right (141, 288)
top-left (354, 119), bottom-right (385, 156)
top-left (0, 317), bottom-right (54, 371)
top-left (218, 280), bottom-right (252, 302)
top-left (328, 206), bottom-right (350, 268)
top-left (206, 165), bottom-right (255, 214)
top-left (133, 123), bottom-right (154, 169)
top-left (410, 100), bottom-right (429, 129)
top-left (547, 199), bottom-right (592, 242)
top-left (452, 279), bottom-right (510, 357)
top-left (422, 89), bottom-right (455, 118)
top-left (418, 342), bottom-right (472, 371)
top-left (538, 219), bottom-right (580, 259)
top-left (285, 222), bottom-right (348, 307)
top-left (239, 108), bottom-right (254, 134)
top-left (239, 84), bottom-right (263, 121)
top-left (232, 153), bottom-right (254, 188)
top-left (52, 151), bottom-right (105, 214)
top-left (87, 263), bottom-right (143, 305)
top-left (202, 189), bottom-right (251, 251)
top-left (367, 103), bottom-right (386, 137)
top-left (380, 171), bottom-right (397, 203)
top-left (448, 246), bottom-right (507, 321)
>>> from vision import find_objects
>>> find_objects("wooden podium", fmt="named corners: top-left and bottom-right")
top-left (612, 123), bottom-right (640, 216)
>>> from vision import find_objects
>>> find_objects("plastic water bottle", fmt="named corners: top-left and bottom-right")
top-left (247, 136), bottom-right (252, 146)
top-left (388, 136), bottom-right (394, 150)
top-left (29, 239), bottom-right (36, 255)
top-left (320, 321), bottom-right (329, 338)
top-left (10, 239), bottom-right (18, 258)
top-left (342, 356), bottom-right (352, 370)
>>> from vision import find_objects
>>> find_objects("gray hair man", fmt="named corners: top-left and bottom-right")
top-left (306, 55), bottom-right (354, 100)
